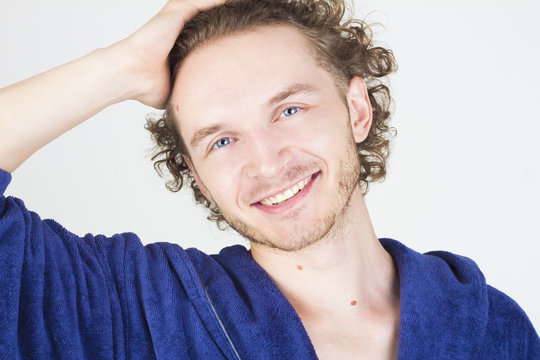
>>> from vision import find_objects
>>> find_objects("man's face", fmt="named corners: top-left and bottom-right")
top-left (172, 25), bottom-right (370, 251)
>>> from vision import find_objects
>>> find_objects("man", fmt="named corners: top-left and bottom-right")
top-left (0, 0), bottom-right (538, 359)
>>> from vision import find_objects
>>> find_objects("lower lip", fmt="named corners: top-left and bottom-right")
top-left (251, 172), bottom-right (320, 215)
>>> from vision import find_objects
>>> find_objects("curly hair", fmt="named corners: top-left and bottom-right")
top-left (145, 0), bottom-right (397, 228)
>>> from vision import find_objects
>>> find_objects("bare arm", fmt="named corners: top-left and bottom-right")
top-left (0, 0), bottom-right (224, 173)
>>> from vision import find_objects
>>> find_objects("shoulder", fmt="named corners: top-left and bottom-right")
top-left (480, 285), bottom-right (540, 359)
top-left (380, 238), bottom-right (539, 359)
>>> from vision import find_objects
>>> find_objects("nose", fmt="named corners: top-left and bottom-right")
top-left (243, 130), bottom-right (292, 179)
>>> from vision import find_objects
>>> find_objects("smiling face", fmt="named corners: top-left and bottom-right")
top-left (172, 25), bottom-right (372, 251)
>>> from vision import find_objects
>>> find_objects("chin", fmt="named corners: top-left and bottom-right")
top-left (228, 211), bottom-right (338, 252)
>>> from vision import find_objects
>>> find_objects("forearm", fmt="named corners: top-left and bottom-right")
top-left (0, 46), bottom-right (137, 173)
top-left (0, 0), bottom-right (226, 174)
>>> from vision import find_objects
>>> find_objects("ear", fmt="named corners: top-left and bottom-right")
top-left (346, 76), bottom-right (373, 143)
top-left (183, 155), bottom-right (215, 204)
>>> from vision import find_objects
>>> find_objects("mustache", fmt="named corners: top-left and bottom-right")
top-left (246, 163), bottom-right (319, 203)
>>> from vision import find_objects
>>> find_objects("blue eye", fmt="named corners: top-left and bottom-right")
top-left (212, 137), bottom-right (234, 150)
top-left (280, 106), bottom-right (300, 118)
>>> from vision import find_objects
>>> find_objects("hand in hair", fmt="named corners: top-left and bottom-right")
top-left (0, 0), bottom-right (225, 172)
top-left (116, 0), bottom-right (227, 108)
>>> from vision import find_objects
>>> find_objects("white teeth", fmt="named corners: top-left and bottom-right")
top-left (283, 189), bottom-right (294, 199)
top-left (260, 176), bottom-right (311, 206)
top-left (275, 193), bottom-right (286, 203)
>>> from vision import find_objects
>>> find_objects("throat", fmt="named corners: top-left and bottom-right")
top-left (249, 185), bottom-right (400, 338)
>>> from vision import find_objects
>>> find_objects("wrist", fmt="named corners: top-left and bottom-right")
top-left (89, 44), bottom-right (143, 105)
top-left (99, 39), bottom-right (170, 109)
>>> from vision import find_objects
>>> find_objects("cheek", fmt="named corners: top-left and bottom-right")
top-left (288, 105), bottom-right (350, 154)
top-left (198, 163), bottom-right (242, 204)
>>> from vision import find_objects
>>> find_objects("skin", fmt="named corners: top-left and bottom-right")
top-left (173, 25), bottom-right (400, 359)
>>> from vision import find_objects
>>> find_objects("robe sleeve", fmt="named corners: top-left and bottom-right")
top-left (0, 168), bottom-right (127, 359)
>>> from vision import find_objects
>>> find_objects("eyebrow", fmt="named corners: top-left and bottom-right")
top-left (189, 82), bottom-right (320, 150)
top-left (267, 82), bottom-right (319, 107)
top-left (189, 123), bottom-right (226, 149)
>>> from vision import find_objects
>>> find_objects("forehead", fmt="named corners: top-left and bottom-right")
top-left (171, 25), bottom-right (338, 138)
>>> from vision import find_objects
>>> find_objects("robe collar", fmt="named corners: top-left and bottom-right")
top-left (186, 238), bottom-right (488, 359)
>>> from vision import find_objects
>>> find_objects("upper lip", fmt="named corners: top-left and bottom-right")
top-left (251, 172), bottom-right (317, 204)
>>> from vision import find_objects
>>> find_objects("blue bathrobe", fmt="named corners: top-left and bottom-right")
top-left (0, 168), bottom-right (538, 359)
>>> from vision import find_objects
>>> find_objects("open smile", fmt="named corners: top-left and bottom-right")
top-left (260, 176), bottom-right (311, 206)
top-left (251, 171), bottom-right (320, 214)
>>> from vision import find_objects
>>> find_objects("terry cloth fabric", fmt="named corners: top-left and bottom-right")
top-left (0, 167), bottom-right (538, 359)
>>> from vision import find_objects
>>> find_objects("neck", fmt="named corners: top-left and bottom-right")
top-left (249, 186), bottom-right (400, 325)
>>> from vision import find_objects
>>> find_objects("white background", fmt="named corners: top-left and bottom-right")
top-left (1, 0), bottom-right (539, 331)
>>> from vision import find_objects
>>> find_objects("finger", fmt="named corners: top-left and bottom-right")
top-left (192, 0), bottom-right (227, 11)
top-left (161, 0), bottom-right (227, 27)
top-left (165, 0), bottom-right (226, 14)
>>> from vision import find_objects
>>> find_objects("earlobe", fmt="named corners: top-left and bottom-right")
top-left (183, 155), bottom-right (215, 204)
top-left (346, 76), bottom-right (373, 143)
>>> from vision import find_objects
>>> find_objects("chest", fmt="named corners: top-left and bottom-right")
top-left (303, 321), bottom-right (399, 360)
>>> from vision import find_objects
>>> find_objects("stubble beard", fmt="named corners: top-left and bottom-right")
top-left (217, 134), bottom-right (362, 252)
